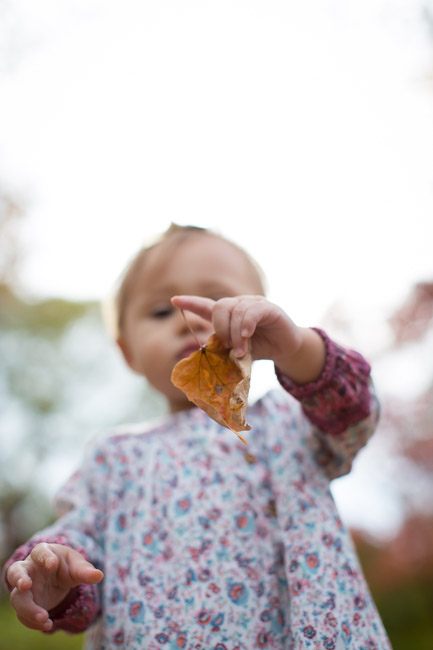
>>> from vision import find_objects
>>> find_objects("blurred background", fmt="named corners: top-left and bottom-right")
top-left (0, 0), bottom-right (432, 648)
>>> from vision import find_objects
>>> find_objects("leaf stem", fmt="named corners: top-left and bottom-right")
top-left (181, 309), bottom-right (205, 348)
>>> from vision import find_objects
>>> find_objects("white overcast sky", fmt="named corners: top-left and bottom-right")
top-left (1, 0), bottom-right (433, 537)
top-left (1, 0), bottom-right (432, 334)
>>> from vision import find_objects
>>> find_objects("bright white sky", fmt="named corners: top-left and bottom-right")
top-left (1, 0), bottom-right (432, 329)
top-left (1, 0), bottom-right (433, 537)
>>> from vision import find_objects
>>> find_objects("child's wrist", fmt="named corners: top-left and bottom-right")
top-left (273, 327), bottom-right (326, 385)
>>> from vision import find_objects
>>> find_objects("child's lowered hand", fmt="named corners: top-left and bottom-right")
top-left (171, 295), bottom-right (326, 384)
top-left (6, 542), bottom-right (103, 632)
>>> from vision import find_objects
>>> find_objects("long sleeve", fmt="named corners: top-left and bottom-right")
top-left (2, 437), bottom-right (109, 633)
top-left (275, 327), bottom-right (380, 479)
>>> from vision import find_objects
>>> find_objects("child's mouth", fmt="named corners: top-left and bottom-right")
top-left (178, 342), bottom-right (202, 360)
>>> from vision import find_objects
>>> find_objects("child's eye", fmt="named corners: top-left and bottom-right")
top-left (150, 305), bottom-right (174, 319)
top-left (207, 294), bottom-right (227, 302)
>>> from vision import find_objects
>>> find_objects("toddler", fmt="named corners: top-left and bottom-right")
top-left (3, 225), bottom-right (392, 649)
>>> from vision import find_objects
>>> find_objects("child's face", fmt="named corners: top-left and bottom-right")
top-left (117, 234), bottom-right (263, 412)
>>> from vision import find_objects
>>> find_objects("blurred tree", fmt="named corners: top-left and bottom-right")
top-left (389, 282), bottom-right (433, 344)
top-left (384, 283), bottom-right (433, 517)
top-left (353, 517), bottom-right (433, 649)
top-left (322, 281), bottom-right (433, 522)
top-left (322, 280), bottom-right (433, 647)
top-left (0, 190), bottom-right (25, 288)
top-left (351, 283), bottom-right (433, 648)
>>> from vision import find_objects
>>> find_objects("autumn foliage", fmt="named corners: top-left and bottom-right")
top-left (171, 333), bottom-right (252, 443)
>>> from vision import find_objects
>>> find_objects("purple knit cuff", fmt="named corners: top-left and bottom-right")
top-left (48, 581), bottom-right (100, 634)
top-left (275, 328), bottom-right (372, 435)
top-left (2, 536), bottom-right (100, 634)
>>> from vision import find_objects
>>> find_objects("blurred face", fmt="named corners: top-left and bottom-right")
top-left (117, 233), bottom-right (263, 412)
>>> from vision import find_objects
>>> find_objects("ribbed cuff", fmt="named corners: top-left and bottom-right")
top-left (275, 328), bottom-right (372, 435)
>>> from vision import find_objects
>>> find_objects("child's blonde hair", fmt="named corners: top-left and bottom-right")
top-left (103, 223), bottom-right (266, 339)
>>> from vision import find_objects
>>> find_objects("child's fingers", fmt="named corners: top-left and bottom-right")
top-left (27, 543), bottom-right (103, 588)
top-left (17, 616), bottom-right (52, 632)
top-left (16, 609), bottom-right (53, 632)
top-left (230, 300), bottom-right (265, 357)
top-left (45, 545), bottom-right (104, 588)
top-left (236, 302), bottom-right (266, 339)
top-left (67, 556), bottom-right (104, 586)
top-left (29, 543), bottom-right (59, 571)
top-left (171, 295), bottom-right (215, 322)
top-left (212, 299), bottom-right (236, 349)
top-left (6, 562), bottom-right (33, 592)
top-left (212, 297), bottom-right (263, 353)
top-left (228, 306), bottom-right (248, 356)
top-left (17, 613), bottom-right (53, 632)
top-left (10, 587), bottom-right (52, 631)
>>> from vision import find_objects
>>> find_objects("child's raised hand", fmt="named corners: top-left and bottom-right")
top-left (171, 294), bottom-right (301, 362)
top-left (6, 542), bottom-right (103, 632)
top-left (171, 295), bottom-right (326, 384)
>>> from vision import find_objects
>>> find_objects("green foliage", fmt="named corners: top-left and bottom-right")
top-left (355, 535), bottom-right (433, 649)
top-left (0, 284), bottom-right (95, 335)
top-left (0, 596), bottom-right (84, 650)
top-left (373, 581), bottom-right (433, 650)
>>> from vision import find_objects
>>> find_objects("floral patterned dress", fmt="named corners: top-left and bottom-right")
top-left (4, 330), bottom-right (392, 649)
